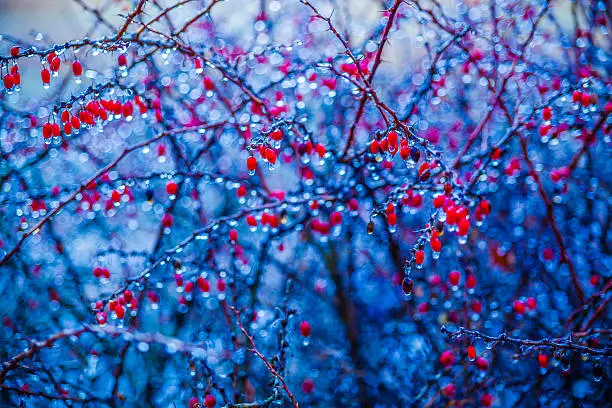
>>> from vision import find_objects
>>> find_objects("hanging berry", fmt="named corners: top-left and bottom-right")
top-left (538, 353), bottom-right (549, 369)
top-left (542, 106), bottom-right (552, 121)
top-left (166, 181), bottom-right (178, 197)
top-left (440, 350), bottom-right (455, 367)
top-left (246, 156), bottom-right (257, 175)
top-left (414, 250), bottom-right (425, 266)
top-left (118, 53), bottom-right (128, 69)
top-left (41, 68), bottom-right (51, 88)
top-left (300, 320), bottom-right (311, 337)
top-left (161, 213), bottom-right (174, 228)
top-left (401, 277), bottom-right (413, 295)
top-left (72, 60), bottom-right (83, 79)
top-left (204, 395), bottom-right (216, 408)
top-left (467, 345), bottom-right (476, 361)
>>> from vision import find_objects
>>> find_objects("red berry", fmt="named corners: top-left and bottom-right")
top-left (440, 350), bottom-right (455, 367)
top-left (542, 106), bottom-right (552, 121)
top-left (189, 397), bottom-right (200, 408)
top-left (115, 305), bottom-right (125, 319)
top-left (197, 277), bottom-right (210, 292)
top-left (265, 148), bottom-right (277, 164)
top-left (471, 300), bottom-right (482, 314)
top-left (229, 229), bottom-right (238, 242)
top-left (330, 211), bottom-right (343, 226)
top-left (203, 77), bottom-right (214, 90)
top-left (3, 74), bottom-right (14, 89)
top-left (71, 116), bottom-right (81, 130)
top-left (481, 393), bottom-right (493, 407)
top-left (302, 378), bottom-right (315, 394)
top-left (448, 270), bottom-right (461, 286)
top-left (467, 345), bottom-right (476, 360)
top-left (162, 213), bottom-right (174, 228)
top-left (122, 101), bottom-right (134, 117)
top-left (111, 190), bottom-right (122, 203)
top-left (216, 279), bottom-right (226, 292)
top-left (72, 60), bottom-right (83, 76)
top-left (466, 274), bottom-right (477, 289)
top-left (415, 250), bottom-right (425, 265)
top-left (300, 321), bottom-right (311, 337)
top-left (433, 195), bottom-right (446, 208)
top-left (418, 162), bottom-right (430, 180)
top-left (443, 383), bottom-right (456, 398)
top-left (387, 130), bottom-right (398, 147)
top-left (10, 46), bottom-right (19, 57)
top-left (147, 291), bottom-right (159, 303)
top-left (526, 297), bottom-right (537, 310)
top-left (315, 143), bottom-right (327, 158)
top-left (10, 66), bottom-right (20, 85)
top-left (51, 123), bottom-right (60, 137)
top-left (46, 52), bottom-right (56, 64)
top-left (96, 311), bottom-right (107, 325)
top-left (118, 54), bottom-right (128, 67)
top-left (581, 93), bottom-right (591, 107)
top-left (538, 353), bottom-right (549, 369)
top-left (479, 200), bottom-right (491, 216)
top-left (475, 357), bottom-right (489, 371)
top-left (417, 302), bottom-right (430, 313)
top-left (429, 274), bottom-right (442, 286)
top-left (457, 218), bottom-right (470, 236)
top-left (370, 139), bottom-right (380, 154)
top-left (166, 182), bottom-right (178, 196)
top-left (49, 57), bottom-right (61, 72)
top-left (236, 185), bottom-right (247, 198)
top-left (41, 68), bottom-right (51, 84)
top-left (246, 215), bottom-right (257, 227)
top-left (431, 238), bottom-right (442, 253)
top-left (204, 394), bottom-right (216, 408)
top-left (513, 300), bottom-right (526, 314)
top-left (246, 156), bottom-right (257, 171)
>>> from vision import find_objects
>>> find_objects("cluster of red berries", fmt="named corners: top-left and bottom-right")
top-left (439, 347), bottom-right (494, 405)
top-left (413, 271), bottom-right (483, 317)
top-left (409, 197), bottom-right (491, 269)
top-left (189, 394), bottom-right (216, 408)
top-left (29, 199), bottom-right (48, 215)
top-left (175, 275), bottom-right (226, 298)
top-left (41, 96), bottom-right (148, 142)
top-left (2, 49), bottom-right (21, 92)
top-left (512, 297), bottom-right (538, 315)
top-left (370, 130), bottom-right (422, 166)
top-left (246, 132), bottom-right (327, 175)
top-left (92, 267), bottom-right (111, 279)
top-left (93, 289), bottom-right (137, 325)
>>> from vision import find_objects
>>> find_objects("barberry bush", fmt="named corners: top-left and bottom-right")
top-left (0, 0), bottom-right (610, 406)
